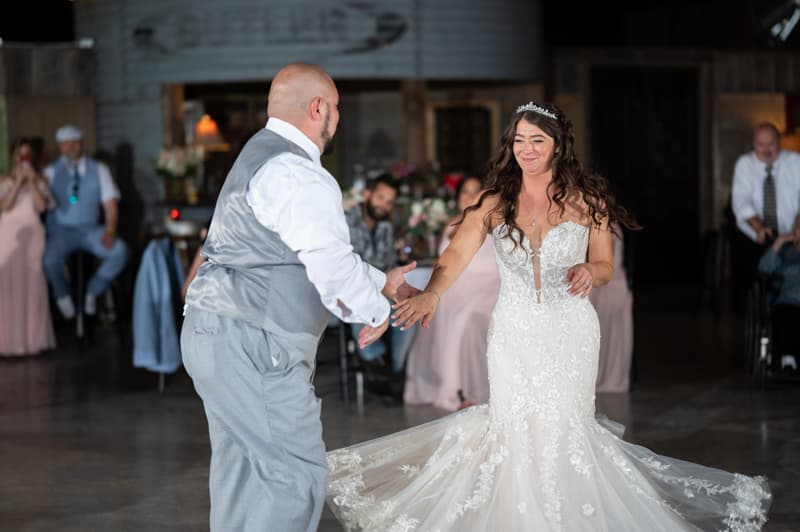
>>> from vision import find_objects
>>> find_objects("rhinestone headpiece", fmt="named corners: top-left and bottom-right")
top-left (515, 102), bottom-right (557, 120)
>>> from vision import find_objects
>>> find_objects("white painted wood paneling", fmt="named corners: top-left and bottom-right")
top-left (74, 0), bottom-right (543, 213)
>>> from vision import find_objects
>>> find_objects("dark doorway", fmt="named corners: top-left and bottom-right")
top-left (435, 106), bottom-right (492, 176)
top-left (590, 67), bottom-right (699, 286)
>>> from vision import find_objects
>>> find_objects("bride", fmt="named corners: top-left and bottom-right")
top-left (327, 102), bottom-right (771, 531)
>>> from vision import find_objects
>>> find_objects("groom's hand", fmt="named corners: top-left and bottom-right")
top-left (358, 317), bottom-right (389, 349)
top-left (383, 261), bottom-right (417, 302)
top-left (395, 281), bottom-right (422, 302)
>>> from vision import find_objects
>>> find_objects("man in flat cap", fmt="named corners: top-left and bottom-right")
top-left (42, 125), bottom-right (128, 319)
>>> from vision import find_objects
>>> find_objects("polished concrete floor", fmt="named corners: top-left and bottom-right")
top-left (1, 284), bottom-right (798, 531)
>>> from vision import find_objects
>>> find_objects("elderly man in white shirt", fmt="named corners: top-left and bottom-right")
top-left (731, 122), bottom-right (800, 312)
top-left (182, 64), bottom-right (417, 532)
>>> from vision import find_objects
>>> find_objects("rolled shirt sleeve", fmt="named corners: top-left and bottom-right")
top-left (97, 162), bottom-right (121, 203)
top-left (246, 155), bottom-right (390, 326)
top-left (731, 156), bottom-right (758, 241)
top-left (43, 165), bottom-right (55, 185)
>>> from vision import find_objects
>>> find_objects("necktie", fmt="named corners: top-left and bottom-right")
top-left (763, 164), bottom-right (777, 233)
top-left (69, 165), bottom-right (80, 204)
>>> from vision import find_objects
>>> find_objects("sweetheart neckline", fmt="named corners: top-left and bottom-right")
top-left (493, 220), bottom-right (589, 250)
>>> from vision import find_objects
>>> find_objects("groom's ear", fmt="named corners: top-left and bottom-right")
top-left (309, 96), bottom-right (325, 122)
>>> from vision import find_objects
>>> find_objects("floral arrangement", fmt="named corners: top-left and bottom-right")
top-left (155, 146), bottom-right (203, 180)
top-left (155, 146), bottom-right (204, 203)
top-left (406, 197), bottom-right (451, 240)
top-left (390, 160), bottom-right (444, 197)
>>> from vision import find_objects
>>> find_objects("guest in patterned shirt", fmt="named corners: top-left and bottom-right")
top-left (344, 175), bottom-right (416, 376)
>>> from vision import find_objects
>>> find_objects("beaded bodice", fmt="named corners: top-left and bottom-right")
top-left (492, 221), bottom-right (589, 306)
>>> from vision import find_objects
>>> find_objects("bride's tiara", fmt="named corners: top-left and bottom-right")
top-left (515, 102), bottom-right (557, 120)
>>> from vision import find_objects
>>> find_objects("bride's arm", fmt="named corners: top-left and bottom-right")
top-left (566, 221), bottom-right (613, 297)
top-left (586, 225), bottom-right (614, 284)
top-left (392, 195), bottom-right (497, 329)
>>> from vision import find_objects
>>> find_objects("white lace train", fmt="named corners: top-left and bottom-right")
top-left (326, 222), bottom-right (771, 531)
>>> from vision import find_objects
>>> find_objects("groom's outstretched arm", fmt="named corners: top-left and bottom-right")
top-left (246, 156), bottom-right (390, 328)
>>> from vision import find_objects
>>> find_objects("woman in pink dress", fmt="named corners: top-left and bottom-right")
top-left (0, 138), bottom-right (56, 356)
top-left (589, 229), bottom-right (633, 392)
top-left (404, 176), bottom-right (501, 410)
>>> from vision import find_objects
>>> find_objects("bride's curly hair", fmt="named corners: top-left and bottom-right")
top-left (463, 102), bottom-right (638, 249)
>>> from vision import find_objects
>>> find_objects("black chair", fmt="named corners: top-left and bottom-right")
top-left (327, 320), bottom-right (365, 407)
top-left (66, 250), bottom-right (129, 349)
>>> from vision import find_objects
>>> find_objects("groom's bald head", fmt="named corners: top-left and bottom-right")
top-left (267, 64), bottom-right (339, 154)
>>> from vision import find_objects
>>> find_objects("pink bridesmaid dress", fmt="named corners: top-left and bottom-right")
top-left (589, 231), bottom-right (633, 393)
top-left (0, 179), bottom-right (56, 356)
top-left (404, 225), bottom-right (501, 410)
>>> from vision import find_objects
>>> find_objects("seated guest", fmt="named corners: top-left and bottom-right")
top-left (0, 138), bottom-right (56, 356)
top-left (404, 176), bottom-right (500, 410)
top-left (589, 228), bottom-right (634, 393)
top-left (758, 213), bottom-right (800, 372)
top-left (731, 122), bottom-right (800, 313)
top-left (344, 174), bottom-right (415, 375)
top-left (43, 125), bottom-right (128, 319)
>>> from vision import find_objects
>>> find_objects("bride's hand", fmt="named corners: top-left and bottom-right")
top-left (566, 263), bottom-right (593, 298)
top-left (391, 290), bottom-right (440, 330)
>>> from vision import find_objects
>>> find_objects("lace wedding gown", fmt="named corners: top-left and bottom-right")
top-left (327, 221), bottom-right (771, 532)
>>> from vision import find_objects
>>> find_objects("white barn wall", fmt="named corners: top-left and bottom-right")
top-left (75, 0), bottom-right (542, 220)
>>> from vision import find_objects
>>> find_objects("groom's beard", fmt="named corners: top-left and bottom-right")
top-left (322, 135), bottom-right (335, 157)
top-left (321, 114), bottom-right (335, 156)
top-left (365, 200), bottom-right (391, 222)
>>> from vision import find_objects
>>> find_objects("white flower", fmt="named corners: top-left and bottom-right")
top-left (155, 146), bottom-right (201, 178)
top-left (582, 503), bottom-right (595, 516)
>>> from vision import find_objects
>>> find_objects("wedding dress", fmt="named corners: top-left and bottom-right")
top-left (327, 221), bottom-right (771, 531)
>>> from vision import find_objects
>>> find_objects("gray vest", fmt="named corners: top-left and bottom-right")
top-left (186, 129), bottom-right (330, 347)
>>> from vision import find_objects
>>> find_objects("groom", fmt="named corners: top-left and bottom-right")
top-left (181, 63), bottom-right (416, 532)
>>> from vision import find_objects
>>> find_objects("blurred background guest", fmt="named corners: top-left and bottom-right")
top-left (758, 213), bottom-right (800, 373)
top-left (42, 125), bottom-right (128, 319)
top-left (589, 227), bottom-right (634, 393)
top-left (344, 174), bottom-right (416, 378)
top-left (404, 176), bottom-right (500, 410)
top-left (731, 122), bottom-right (800, 314)
top-left (0, 138), bottom-right (56, 356)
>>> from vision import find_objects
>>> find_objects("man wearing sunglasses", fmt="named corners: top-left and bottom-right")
top-left (42, 125), bottom-right (128, 319)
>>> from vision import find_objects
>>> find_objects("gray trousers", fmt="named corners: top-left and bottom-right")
top-left (181, 308), bottom-right (327, 532)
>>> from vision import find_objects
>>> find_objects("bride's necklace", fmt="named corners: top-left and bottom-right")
top-left (519, 198), bottom-right (545, 228)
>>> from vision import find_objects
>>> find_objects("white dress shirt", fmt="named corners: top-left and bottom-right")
top-left (245, 117), bottom-right (390, 326)
top-left (43, 156), bottom-right (121, 203)
top-left (732, 149), bottom-right (800, 241)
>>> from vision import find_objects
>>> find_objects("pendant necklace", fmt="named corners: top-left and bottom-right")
top-left (520, 200), bottom-right (539, 228)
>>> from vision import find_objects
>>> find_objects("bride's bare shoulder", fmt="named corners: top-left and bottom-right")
top-left (468, 193), bottom-right (504, 229)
